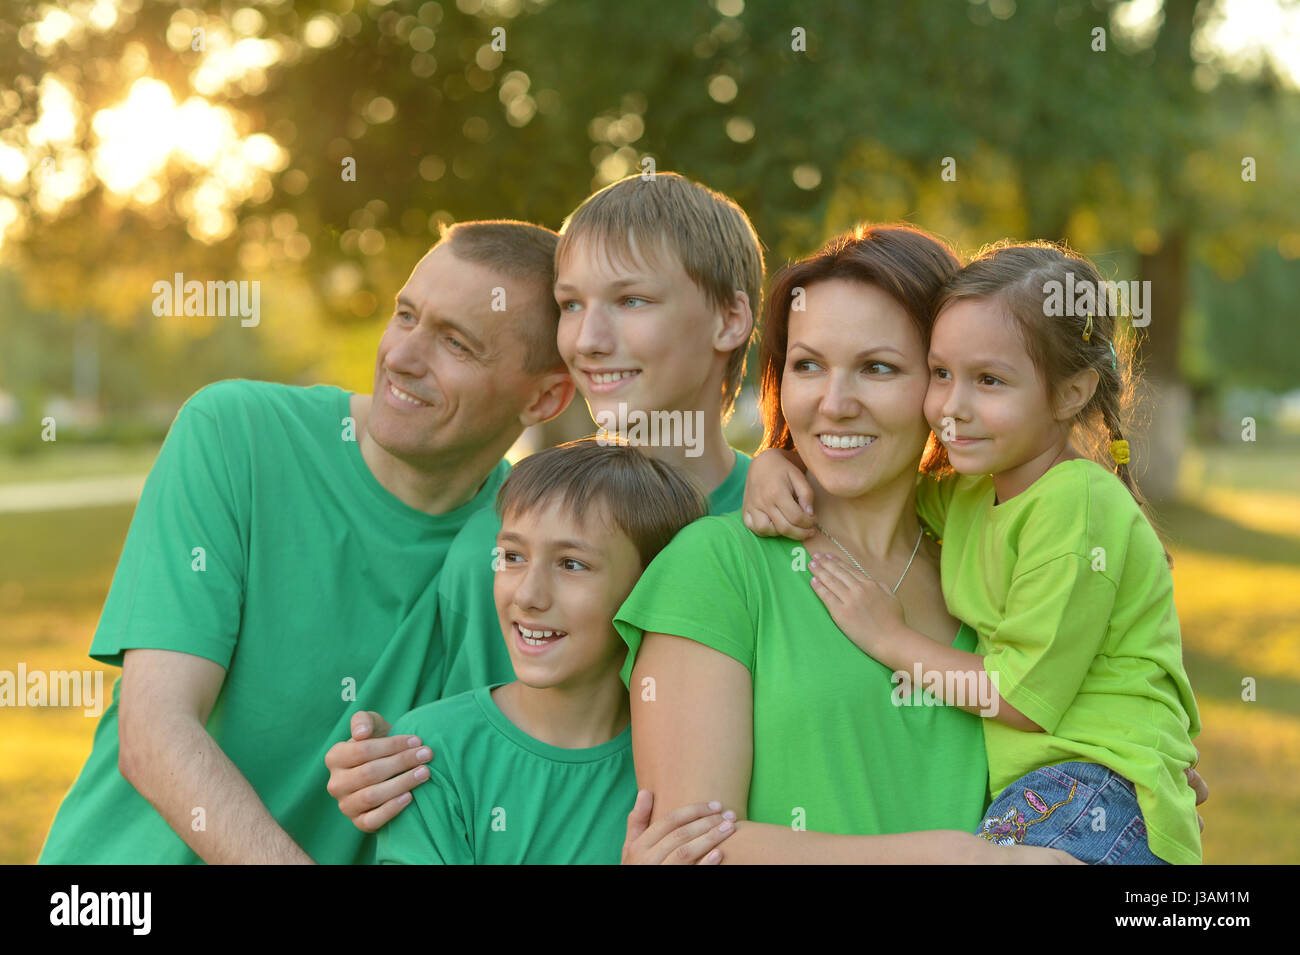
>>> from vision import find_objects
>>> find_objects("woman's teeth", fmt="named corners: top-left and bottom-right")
top-left (818, 434), bottom-right (875, 449)
top-left (520, 625), bottom-right (567, 646)
top-left (590, 371), bottom-right (638, 384)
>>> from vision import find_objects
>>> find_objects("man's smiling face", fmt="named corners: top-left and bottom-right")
top-left (366, 243), bottom-right (553, 466)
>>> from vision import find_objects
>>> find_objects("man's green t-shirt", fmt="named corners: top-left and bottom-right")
top-left (434, 450), bottom-right (751, 700)
top-left (916, 460), bottom-right (1202, 865)
top-left (377, 685), bottom-right (635, 864)
top-left (38, 380), bottom-right (509, 865)
top-left (612, 511), bottom-right (990, 837)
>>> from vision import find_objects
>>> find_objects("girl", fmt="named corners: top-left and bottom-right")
top-left (742, 242), bottom-right (1202, 865)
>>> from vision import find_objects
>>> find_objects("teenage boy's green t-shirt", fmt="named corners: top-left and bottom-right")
top-left (38, 380), bottom-right (509, 865)
top-left (377, 685), bottom-right (635, 864)
top-left (612, 512), bottom-right (990, 837)
top-left (915, 460), bottom-right (1202, 865)
top-left (433, 450), bottom-right (751, 700)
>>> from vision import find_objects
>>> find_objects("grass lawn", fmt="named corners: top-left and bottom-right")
top-left (2, 442), bottom-right (1297, 863)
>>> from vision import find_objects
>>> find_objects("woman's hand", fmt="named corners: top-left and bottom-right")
top-left (742, 448), bottom-right (816, 540)
top-left (324, 710), bottom-right (432, 832)
top-left (621, 790), bottom-right (738, 865)
top-left (809, 551), bottom-right (906, 657)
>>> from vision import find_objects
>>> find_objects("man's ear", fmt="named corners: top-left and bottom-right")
top-left (519, 369), bottom-right (575, 428)
top-left (713, 290), bottom-right (754, 353)
top-left (1054, 367), bottom-right (1100, 421)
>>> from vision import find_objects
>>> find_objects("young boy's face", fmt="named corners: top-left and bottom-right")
top-left (924, 298), bottom-right (1059, 477)
top-left (493, 498), bottom-right (642, 691)
top-left (553, 233), bottom-right (731, 423)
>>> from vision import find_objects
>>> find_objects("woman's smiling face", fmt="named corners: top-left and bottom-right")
top-left (781, 278), bottom-right (932, 501)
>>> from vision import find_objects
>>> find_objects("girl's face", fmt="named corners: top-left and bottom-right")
top-left (781, 279), bottom-right (932, 501)
top-left (924, 298), bottom-right (1062, 477)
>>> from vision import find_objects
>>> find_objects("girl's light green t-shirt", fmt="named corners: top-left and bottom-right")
top-left (916, 459), bottom-right (1203, 865)
top-left (613, 511), bottom-right (991, 838)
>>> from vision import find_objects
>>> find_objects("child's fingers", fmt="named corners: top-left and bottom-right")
top-left (622, 789), bottom-right (654, 850)
top-left (658, 813), bottom-right (733, 864)
top-left (758, 500), bottom-right (813, 541)
top-left (678, 816), bottom-right (736, 865)
top-left (743, 509), bottom-right (781, 538)
top-left (789, 472), bottom-right (817, 521)
top-left (811, 553), bottom-right (861, 594)
top-left (773, 493), bottom-right (815, 539)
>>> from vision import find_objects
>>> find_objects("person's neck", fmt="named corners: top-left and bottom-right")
top-left (990, 432), bottom-right (1081, 505)
top-left (352, 394), bottom-right (513, 515)
top-left (492, 673), bottom-right (630, 749)
top-left (634, 420), bottom-right (736, 498)
top-left (607, 385), bottom-right (735, 496)
top-left (809, 467), bottom-right (922, 563)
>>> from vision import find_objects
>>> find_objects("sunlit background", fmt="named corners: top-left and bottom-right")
top-left (1, 0), bottom-right (1298, 864)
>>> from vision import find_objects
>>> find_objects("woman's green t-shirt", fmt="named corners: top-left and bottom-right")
top-left (613, 511), bottom-right (990, 837)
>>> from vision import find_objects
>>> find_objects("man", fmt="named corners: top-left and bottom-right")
top-left (39, 221), bottom-right (572, 864)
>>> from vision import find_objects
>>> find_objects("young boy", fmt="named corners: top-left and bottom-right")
top-left (377, 438), bottom-right (707, 864)
top-left (436, 170), bottom-right (766, 699)
top-left (328, 173), bottom-right (770, 831)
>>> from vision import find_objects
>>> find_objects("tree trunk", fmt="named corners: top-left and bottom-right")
top-left (1133, 230), bottom-right (1189, 503)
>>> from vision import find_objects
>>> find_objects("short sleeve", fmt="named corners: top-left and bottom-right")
top-left (612, 517), bottom-right (757, 688)
top-left (375, 765), bottom-right (472, 865)
top-left (434, 509), bottom-right (515, 699)
top-left (89, 386), bottom-right (247, 669)
top-left (914, 471), bottom-right (959, 538)
top-left (982, 553), bottom-right (1119, 734)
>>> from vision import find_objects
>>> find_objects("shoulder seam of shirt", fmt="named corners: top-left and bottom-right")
top-left (1008, 549), bottom-right (1120, 592)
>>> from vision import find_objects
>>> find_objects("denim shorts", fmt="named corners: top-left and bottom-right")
top-left (975, 761), bottom-right (1169, 865)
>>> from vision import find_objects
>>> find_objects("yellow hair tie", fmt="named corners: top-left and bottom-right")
top-left (1082, 313), bottom-right (1094, 343)
top-left (1110, 440), bottom-right (1130, 465)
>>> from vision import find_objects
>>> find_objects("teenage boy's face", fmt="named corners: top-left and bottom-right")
top-left (493, 499), bottom-right (642, 691)
top-left (782, 279), bottom-right (932, 501)
top-left (367, 245), bottom-right (549, 465)
top-left (925, 299), bottom-right (1058, 476)
top-left (554, 234), bottom-right (727, 422)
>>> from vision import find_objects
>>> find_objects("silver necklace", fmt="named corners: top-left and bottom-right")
top-left (815, 522), bottom-right (924, 595)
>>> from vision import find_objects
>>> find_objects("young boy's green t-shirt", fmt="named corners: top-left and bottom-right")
top-left (433, 450), bottom-right (751, 700)
top-left (916, 459), bottom-right (1203, 865)
top-left (377, 686), bottom-right (635, 864)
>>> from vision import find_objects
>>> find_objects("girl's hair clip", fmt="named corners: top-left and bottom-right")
top-left (1082, 313), bottom-right (1094, 342)
top-left (1110, 439), bottom-right (1130, 465)
top-left (1108, 340), bottom-right (1118, 371)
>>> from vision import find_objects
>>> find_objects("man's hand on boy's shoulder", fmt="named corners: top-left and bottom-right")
top-left (325, 711), bottom-right (433, 833)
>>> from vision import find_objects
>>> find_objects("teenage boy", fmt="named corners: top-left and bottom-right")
top-left (325, 173), bottom-right (768, 834)
top-left (38, 221), bottom-right (573, 865)
top-left (379, 438), bottom-right (737, 864)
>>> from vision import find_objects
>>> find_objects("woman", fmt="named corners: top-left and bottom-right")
top-left (613, 224), bottom-right (1078, 862)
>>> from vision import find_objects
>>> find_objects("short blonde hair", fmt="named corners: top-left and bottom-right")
top-left (556, 173), bottom-right (766, 421)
